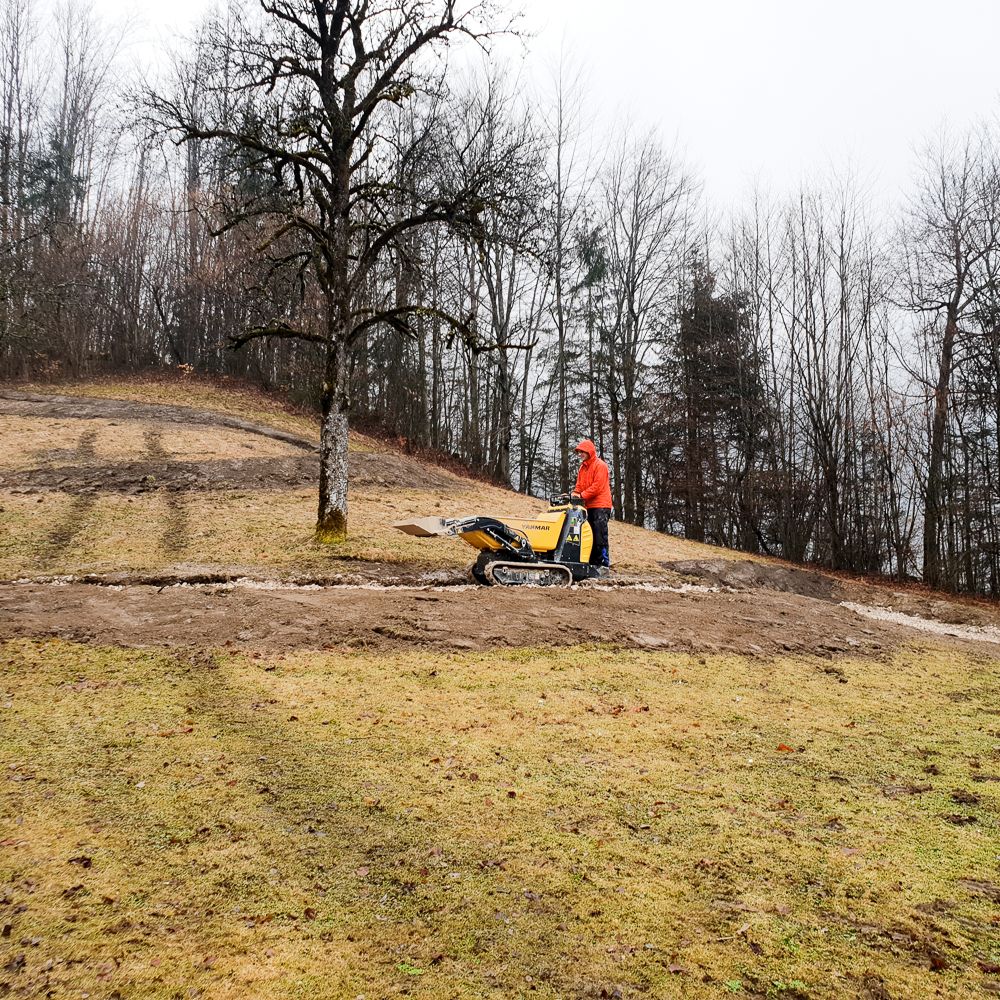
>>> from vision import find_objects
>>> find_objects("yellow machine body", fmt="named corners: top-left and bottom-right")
top-left (458, 503), bottom-right (593, 563)
top-left (393, 495), bottom-right (603, 586)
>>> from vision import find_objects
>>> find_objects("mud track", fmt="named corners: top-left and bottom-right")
top-left (0, 391), bottom-right (461, 492)
top-left (1, 455), bottom-right (318, 494)
top-left (0, 579), bottom-right (904, 660)
top-left (0, 390), bottom-right (318, 450)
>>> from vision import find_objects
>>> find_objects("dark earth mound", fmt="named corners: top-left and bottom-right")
top-left (664, 558), bottom-right (836, 600)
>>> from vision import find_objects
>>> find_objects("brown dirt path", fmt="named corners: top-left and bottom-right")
top-left (0, 580), bottom-right (906, 660)
top-left (0, 389), bottom-right (318, 450)
top-left (0, 391), bottom-right (463, 493)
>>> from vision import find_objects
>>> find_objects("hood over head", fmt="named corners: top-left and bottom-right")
top-left (574, 440), bottom-right (597, 461)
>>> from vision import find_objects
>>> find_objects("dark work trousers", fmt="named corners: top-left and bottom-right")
top-left (587, 507), bottom-right (612, 567)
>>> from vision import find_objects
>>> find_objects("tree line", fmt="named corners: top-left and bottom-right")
top-left (2, 0), bottom-right (1000, 597)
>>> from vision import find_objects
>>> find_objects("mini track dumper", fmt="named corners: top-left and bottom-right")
top-left (394, 494), bottom-right (606, 586)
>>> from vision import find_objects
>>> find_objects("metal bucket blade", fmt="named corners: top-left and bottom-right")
top-left (393, 517), bottom-right (450, 537)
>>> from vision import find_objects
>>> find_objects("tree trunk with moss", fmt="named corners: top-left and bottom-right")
top-left (317, 315), bottom-right (350, 541)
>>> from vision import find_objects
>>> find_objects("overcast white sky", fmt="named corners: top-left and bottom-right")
top-left (96, 0), bottom-right (1000, 212)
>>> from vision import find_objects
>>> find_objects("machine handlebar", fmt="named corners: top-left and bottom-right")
top-left (549, 493), bottom-right (586, 508)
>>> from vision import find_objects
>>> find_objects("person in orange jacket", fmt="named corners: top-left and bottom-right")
top-left (572, 439), bottom-right (612, 569)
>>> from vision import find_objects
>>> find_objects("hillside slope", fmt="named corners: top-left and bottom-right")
top-left (2, 375), bottom-right (999, 1000)
top-left (0, 376), bottom-right (753, 582)
top-left (3, 376), bottom-right (999, 628)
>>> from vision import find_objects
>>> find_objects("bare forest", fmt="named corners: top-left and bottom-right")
top-left (4, 0), bottom-right (1000, 596)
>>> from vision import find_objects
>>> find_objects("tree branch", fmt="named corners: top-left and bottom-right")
top-left (349, 304), bottom-right (477, 347)
top-left (229, 322), bottom-right (326, 350)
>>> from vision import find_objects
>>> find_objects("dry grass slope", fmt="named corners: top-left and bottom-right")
top-left (2, 639), bottom-right (998, 999)
top-left (0, 376), bottom-right (744, 580)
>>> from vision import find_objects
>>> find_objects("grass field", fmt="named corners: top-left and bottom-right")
top-left (3, 638), bottom-right (998, 999)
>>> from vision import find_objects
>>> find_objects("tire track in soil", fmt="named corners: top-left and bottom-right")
top-left (0, 389), bottom-right (318, 452)
top-left (1, 392), bottom-right (455, 491)
top-left (143, 426), bottom-right (189, 557)
top-left (39, 427), bottom-right (99, 567)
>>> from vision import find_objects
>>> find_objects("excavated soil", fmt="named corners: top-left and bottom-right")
top-left (665, 558), bottom-right (836, 600)
top-left (665, 558), bottom-right (1000, 629)
top-left (1, 450), bottom-right (461, 494)
top-left (0, 579), bottom-right (906, 659)
top-left (1, 455), bottom-right (317, 494)
top-left (0, 390), bottom-right (317, 449)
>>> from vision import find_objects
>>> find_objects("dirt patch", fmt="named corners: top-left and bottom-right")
top-left (13, 561), bottom-right (467, 588)
top-left (0, 580), bottom-right (903, 657)
top-left (667, 558), bottom-right (1000, 635)
top-left (2, 455), bottom-right (318, 494)
top-left (958, 878), bottom-right (1000, 902)
top-left (142, 425), bottom-right (168, 461)
top-left (76, 426), bottom-right (98, 460)
top-left (37, 427), bottom-right (101, 567)
top-left (144, 427), bottom-right (189, 555)
top-left (664, 558), bottom-right (837, 600)
top-left (836, 579), bottom-right (1000, 629)
top-left (842, 601), bottom-right (1000, 646)
top-left (351, 450), bottom-right (461, 490)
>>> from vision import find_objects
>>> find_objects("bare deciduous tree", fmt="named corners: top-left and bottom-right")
top-left (904, 133), bottom-right (1000, 588)
top-left (598, 130), bottom-right (694, 522)
top-left (146, 0), bottom-right (512, 540)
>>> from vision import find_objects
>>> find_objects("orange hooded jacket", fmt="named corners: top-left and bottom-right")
top-left (573, 440), bottom-right (613, 510)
